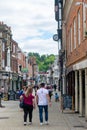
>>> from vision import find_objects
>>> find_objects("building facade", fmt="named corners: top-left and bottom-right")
top-left (28, 56), bottom-right (38, 85)
top-left (0, 22), bottom-right (12, 94)
top-left (63, 0), bottom-right (87, 120)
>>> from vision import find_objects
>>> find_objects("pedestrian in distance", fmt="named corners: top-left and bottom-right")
top-left (54, 92), bottom-right (59, 102)
top-left (33, 85), bottom-right (39, 96)
top-left (20, 86), bottom-right (36, 126)
top-left (0, 86), bottom-right (5, 107)
top-left (53, 84), bottom-right (57, 91)
top-left (36, 83), bottom-right (51, 126)
top-left (19, 86), bottom-right (27, 97)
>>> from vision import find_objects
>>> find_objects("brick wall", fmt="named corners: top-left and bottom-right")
top-left (63, 0), bottom-right (87, 67)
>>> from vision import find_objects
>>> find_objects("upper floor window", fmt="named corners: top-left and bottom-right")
top-left (77, 10), bottom-right (81, 45)
top-left (67, 30), bottom-right (70, 55)
top-left (74, 18), bottom-right (76, 49)
top-left (2, 59), bottom-right (5, 68)
top-left (18, 53), bottom-right (21, 59)
top-left (2, 42), bottom-right (5, 51)
top-left (83, 2), bottom-right (86, 37)
top-left (13, 45), bottom-right (16, 53)
top-left (69, 31), bottom-right (71, 54)
top-left (70, 27), bottom-right (72, 52)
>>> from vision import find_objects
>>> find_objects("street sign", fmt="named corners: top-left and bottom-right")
top-left (53, 34), bottom-right (58, 41)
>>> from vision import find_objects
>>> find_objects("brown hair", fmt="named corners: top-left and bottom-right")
top-left (25, 86), bottom-right (33, 97)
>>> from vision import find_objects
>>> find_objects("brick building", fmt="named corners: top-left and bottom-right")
top-left (28, 56), bottom-right (38, 85)
top-left (63, 0), bottom-right (87, 120)
top-left (0, 22), bottom-right (12, 93)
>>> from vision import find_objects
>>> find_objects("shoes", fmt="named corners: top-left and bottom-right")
top-left (40, 122), bottom-right (49, 125)
top-left (45, 121), bottom-right (49, 125)
top-left (29, 122), bottom-right (32, 125)
top-left (24, 122), bottom-right (27, 126)
top-left (40, 123), bottom-right (43, 126)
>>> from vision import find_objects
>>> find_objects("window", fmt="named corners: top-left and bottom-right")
top-left (69, 31), bottom-right (71, 54)
top-left (86, 7), bottom-right (87, 29)
top-left (67, 31), bottom-right (70, 55)
top-left (77, 10), bottom-right (81, 44)
top-left (83, 3), bottom-right (86, 36)
top-left (18, 53), bottom-right (21, 59)
top-left (2, 59), bottom-right (5, 68)
top-left (74, 18), bottom-right (76, 49)
top-left (70, 27), bottom-right (72, 52)
top-left (13, 45), bottom-right (16, 53)
top-left (2, 42), bottom-right (5, 51)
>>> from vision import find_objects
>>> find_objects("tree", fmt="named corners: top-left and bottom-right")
top-left (28, 52), bottom-right (55, 72)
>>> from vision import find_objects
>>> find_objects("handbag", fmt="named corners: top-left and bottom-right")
top-left (19, 98), bottom-right (24, 108)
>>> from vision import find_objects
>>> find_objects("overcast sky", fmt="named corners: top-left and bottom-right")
top-left (0, 0), bottom-right (58, 55)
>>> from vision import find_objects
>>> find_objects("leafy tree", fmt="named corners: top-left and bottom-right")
top-left (28, 52), bottom-right (55, 72)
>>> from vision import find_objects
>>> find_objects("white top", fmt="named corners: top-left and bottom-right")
top-left (37, 88), bottom-right (49, 105)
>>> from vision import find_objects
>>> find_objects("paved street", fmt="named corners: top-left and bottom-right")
top-left (0, 96), bottom-right (87, 130)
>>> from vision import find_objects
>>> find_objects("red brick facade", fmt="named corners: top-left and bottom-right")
top-left (65, 0), bottom-right (87, 67)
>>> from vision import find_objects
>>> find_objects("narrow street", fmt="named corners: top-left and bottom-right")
top-left (0, 94), bottom-right (87, 130)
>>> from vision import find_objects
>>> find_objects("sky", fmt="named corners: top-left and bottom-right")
top-left (0, 0), bottom-right (58, 55)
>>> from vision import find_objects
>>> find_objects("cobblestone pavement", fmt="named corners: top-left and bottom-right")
top-left (0, 96), bottom-right (87, 130)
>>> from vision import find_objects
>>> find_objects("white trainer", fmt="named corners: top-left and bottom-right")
top-left (29, 122), bottom-right (32, 125)
top-left (24, 122), bottom-right (27, 126)
top-left (45, 121), bottom-right (49, 125)
top-left (40, 123), bottom-right (43, 126)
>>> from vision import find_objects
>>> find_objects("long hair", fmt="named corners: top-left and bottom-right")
top-left (25, 86), bottom-right (33, 97)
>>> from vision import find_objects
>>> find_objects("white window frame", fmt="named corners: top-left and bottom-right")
top-left (2, 42), bottom-right (5, 51)
top-left (13, 45), bottom-right (16, 53)
top-left (83, 2), bottom-right (86, 36)
top-left (78, 10), bottom-right (81, 44)
top-left (68, 31), bottom-right (70, 54)
top-left (74, 18), bottom-right (76, 49)
top-left (2, 59), bottom-right (5, 68)
top-left (70, 27), bottom-right (72, 52)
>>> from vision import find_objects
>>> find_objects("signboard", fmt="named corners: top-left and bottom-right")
top-left (62, 94), bottom-right (72, 110)
top-left (53, 34), bottom-right (58, 41)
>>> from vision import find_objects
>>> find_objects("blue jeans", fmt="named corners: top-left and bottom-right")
top-left (38, 105), bottom-right (48, 123)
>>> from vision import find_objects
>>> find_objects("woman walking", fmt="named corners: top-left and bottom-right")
top-left (20, 86), bottom-right (35, 126)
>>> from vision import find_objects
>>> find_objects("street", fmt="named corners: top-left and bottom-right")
top-left (0, 96), bottom-right (87, 130)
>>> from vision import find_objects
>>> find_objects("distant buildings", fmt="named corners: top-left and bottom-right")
top-left (0, 22), bottom-right (38, 95)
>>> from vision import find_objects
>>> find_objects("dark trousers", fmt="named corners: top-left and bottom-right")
top-left (23, 104), bottom-right (33, 122)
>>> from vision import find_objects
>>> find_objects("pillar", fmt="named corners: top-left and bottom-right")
top-left (79, 70), bottom-right (83, 116)
top-left (63, 76), bottom-right (66, 94)
top-left (85, 69), bottom-right (87, 121)
top-left (75, 71), bottom-right (79, 112)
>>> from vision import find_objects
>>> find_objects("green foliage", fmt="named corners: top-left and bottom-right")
top-left (28, 53), bottom-right (55, 72)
